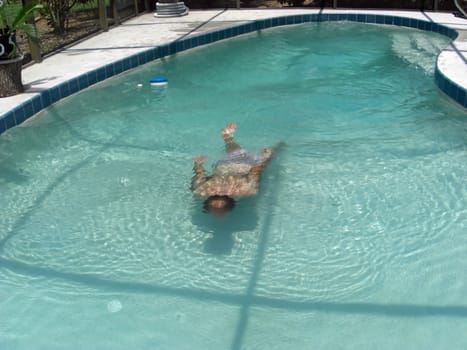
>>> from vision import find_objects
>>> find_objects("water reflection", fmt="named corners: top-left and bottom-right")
top-left (191, 197), bottom-right (259, 255)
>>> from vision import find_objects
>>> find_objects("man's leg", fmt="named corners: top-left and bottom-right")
top-left (221, 122), bottom-right (241, 153)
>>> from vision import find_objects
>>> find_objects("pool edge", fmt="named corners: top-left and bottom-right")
top-left (1, 10), bottom-right (465, 135)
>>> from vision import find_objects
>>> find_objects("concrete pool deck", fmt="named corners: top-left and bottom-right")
top-left (0, 8), bottom-right (466, 133)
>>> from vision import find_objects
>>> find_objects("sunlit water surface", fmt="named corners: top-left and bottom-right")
top-left (1, 22), bottom-right (466, 350)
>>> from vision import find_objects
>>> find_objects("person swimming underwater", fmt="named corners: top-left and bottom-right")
top-left (191, 122), bottom-right (283, 217)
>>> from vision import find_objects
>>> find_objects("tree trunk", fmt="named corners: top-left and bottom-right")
top-left (0, 56), bottom-right (24, 97)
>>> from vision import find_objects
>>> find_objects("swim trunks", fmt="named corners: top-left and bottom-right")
top-left (214, 149), bottom-right (264, 175)
top-left (221, 149), bottom-right (263, 164)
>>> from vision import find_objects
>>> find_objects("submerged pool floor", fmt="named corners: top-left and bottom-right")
top-left (0, 22), bottom-right (467, 349)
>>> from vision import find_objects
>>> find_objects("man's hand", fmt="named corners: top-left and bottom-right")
top-left (194, 155), bottom-right (207, 164)
top-left (261, 148), bottom-right (273, 160)
top-left (261, 142), bottom-right (285, 160)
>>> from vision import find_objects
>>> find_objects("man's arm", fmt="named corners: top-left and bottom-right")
top-left (191, 155), bottom-right (207, 191)
top-left (249, 142), bottom-right (285, 178)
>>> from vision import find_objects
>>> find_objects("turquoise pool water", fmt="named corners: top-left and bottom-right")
top-left (1, 22), bottom-right (466, 349)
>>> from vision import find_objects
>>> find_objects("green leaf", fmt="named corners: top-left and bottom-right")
top-left (10, 2), bottom-right (44, 37)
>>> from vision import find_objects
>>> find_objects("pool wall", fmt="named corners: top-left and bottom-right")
top-left (0, 11), bottom-right (465, 135)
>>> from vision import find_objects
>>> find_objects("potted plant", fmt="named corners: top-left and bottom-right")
top-left (0, 0), bottom-right (43, 97)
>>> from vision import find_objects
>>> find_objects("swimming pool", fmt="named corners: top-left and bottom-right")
top-left (1, 21), bottom-right (467, 349)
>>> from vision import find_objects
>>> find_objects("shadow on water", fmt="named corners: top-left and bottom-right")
top-left (0, 163), bottom-right (29, 185)
top-left (2, 148), bottom-right (467, 350)
top-left (191, 196), bottom-right (259, 255)
top-left (2, 255), bottom-right (467, 319)
top-left (229, 162), bottom-right (282, 350)
top-left (4, 130), bottom-right (467, 350)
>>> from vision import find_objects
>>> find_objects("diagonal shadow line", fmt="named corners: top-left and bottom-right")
top-left (45, 105), bottom-right (181, 154)
top-left (64, 45), bottom-right (162, 52)
top-left (420, 10), bottom-right (436, 23)
top-left (418, 11), bottom-right (467, 25)
top-left (0, 148), bottom-right (104, 253)
top-left (63, 9), bottom-right (232, 53)
top-left (420, 10), bottom-right (467, 65)
top-left (0, 108), bottom-right (132, 253)
top-left (175, 8), bottom-right (230, 42)
top-left (120, 19), bottom-right (246, 27)
top-left (1, 256), bottom-right (466, 318)
top-left (54, 9), bottom-right (234, 54)
top-left (447, 41), bottom-right (467, 64)
top-left (231, 158), bottom-right (281, 350)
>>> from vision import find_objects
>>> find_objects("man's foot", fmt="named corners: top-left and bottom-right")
top-left (221, 122), bottom-right (237, 141)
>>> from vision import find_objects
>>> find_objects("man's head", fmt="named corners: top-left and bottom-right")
top-left (203, 195), bottom-right (236, 217)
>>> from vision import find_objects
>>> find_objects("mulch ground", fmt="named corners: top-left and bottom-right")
top-left (18, 11), bottom-right (101, 65)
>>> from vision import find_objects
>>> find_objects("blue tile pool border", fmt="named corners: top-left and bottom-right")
top-left (1, 12), bottom-right (465, 134)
